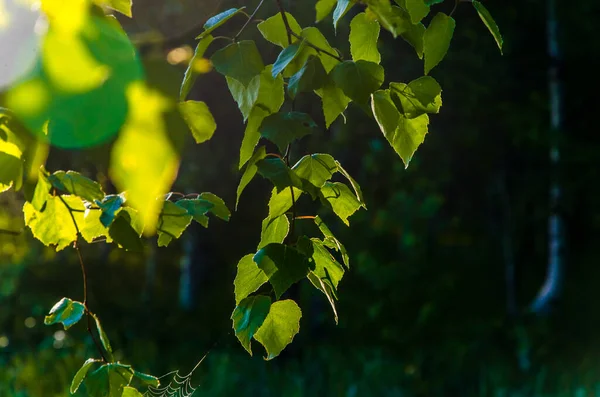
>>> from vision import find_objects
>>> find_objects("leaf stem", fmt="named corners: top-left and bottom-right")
top-left (57, 195), bottom-right (108, 363)
top-left (294, 215), bottom-right (316, 220)
top-left (234, 0), bottom-right (266, 40)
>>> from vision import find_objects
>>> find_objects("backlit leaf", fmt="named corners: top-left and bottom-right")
top-left (95, 194), bottom-right (126, 228)
top-left (390, 76), bottom-right (442, 117)
top-left (288, 56), bottom-right (327, 99)
top-left (231, 295), bottom-right (272, 354)
top-left (272, 41), bottom-right (305, 78)
top-left (70, 358), bottom-right (102, 394)
top-left (320, 182), bottom-right (362, 226)
top-left (44, 297), bottom-right (85, 330)
top-left (240, 106), bottom-right (270, 169)
top-left (402, 0), bottom-right (430, 24)
top-left (292, 153), bottom-right (337, 189)
top-left (258, 214), bottom-right (290, 249)
top-left (257, 12), bottom-right (302, 48)
top-left (24, 196), bottom-right (77, 251)
top-left (122, 387), bottom-right (144, 397)
top-left (84, 363), bottom-right (134, 397)
top-left (91, 314), bottom-right (113, 361)
top-left (349, 12), bottom-right (381, 64)
top-left (110, 83), bottom-right (179, 235)
top-left (94, 0), bottom-right (132, 17)
top-left (307, 271), bottom-right (339, 323)
top-left (256, 158), bottom-right (303, 193)
top-left (472, 1), bottom-right (503, 54)
top-left (237, 146), bottom-right (267, 209)
top-left (178, 100), bottom-right (217, 144)
top-left (315, 215), bottom-right (350, 267)
top-left (48, 171), bottom-right (104, 202)
top-left (108, 209), bottom-right (144, 251)
top-left (196, 8), bottom-right (246, 39)
top-left (268, 186), bottom-right (302, 219)
top-left (333, 0), bottom-right (354, 31)
top-left (175, 198), bottom-right (213, 227)
top-left (234, 254), bottom-right (269, 305)
top-left (181, 35), bottom-right (214, 100)
top-left (315, 77), bottom-right (351, 128)
top-left (300, 27), bottom-right (340, 73)
top-left (423, 12), bottom-right (455, 74)
top-left (157, 201), bottom-right (193, 247)
top-left (199, 192), bottom-right (230, 221)
top-left (254, 299), bottom-right (302, 360)
top-left (315, 0), bottom-right (336, 22)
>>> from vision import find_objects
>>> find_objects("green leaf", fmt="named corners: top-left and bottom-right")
top-left (372, 89), bottom-right (430, 167)
top-left (96, 194), bottom-right (126, 228)
top-left (196, 8), bottom-right (246, 39)
top-left (44, 297), bottom-right (85, 330)
top-left (390, 76), bottom-right (442, 117)
top-left (175, 198), bottom-right (213, 227)
top-left (254, 65), bottom-right (286, 113)
top-left (234, 254), bottom-right (269, 305)
top-left (110, 84), bottom-right (178, 235)
top-left (91, 314), bottom-right (113, 360)
top-left (231, 295), bottom-right (272, 354)
top-left (178, 101), bottom-right (217, 144)
top-left (259, 112), bottom-right (317, 153)
top-left (253, 243), bottom-right (313, 299)
top-left (108, 210), bottom-right (144, 252)
top-left (84, 363), bottom-right (134, 397)
top-left (335, 161), bottom-right (365, 208)
top-left (254, 299), bottom-right (302, 360)
top-left (31, 167), bottom-right (52, 211)
top-left (307, 271), bottom-right (339, 323)
top-left (315, 78), bottom-right (351, 128)
top-left (132, 371), bottom-right (160, 387)
top-left (77, 205), bottom-right (112, 244)
top-left (122, 387), bottom-right (144, 397)
top-left (333, 0), bottom-right (355, 30)
top-left (240, 107), bottom-right (270, 169)
top-left (24, 196), bottom-right (77, 251)
top-left (256, 158), bottom-right (303, 193)
top-left (320, 182), bottom-right (362, 226)
top-left (315, 216), bottom-right (350, 267)
top-left (423, 12), bottom-right (455, 74)
top-left (349, 13), bottom-right (381, 64)
top-left (211, 41), bottom-right (264, 86)
top-left (288, 56), bottom-right (327, 99)
top-left (157, 201), bottom-right (193, 247)
top-left (226, 76), bottom-right (257, 121)
top-left (70, 358), bottom-right (102, 394)
top-left (310, 239), bottom-right (345, 290)
top-left (272, 41), bottom-right (305, 78)
top-left (258, 215), bottom-right (290, 249)
top-left (316, 0), bottom-right (337, 22)
top-left (257, 12), bottom-right (302, 48)
top-left (300, 27), bottom-right (340, 73)
top-left (237, 146), bottom-right (267, 209)
top-left (0, 147), bottom-right (22, 193)
top-left (472, 1), bottom-right (503, 54)
top-left (402, 0), bottom-right (430, 24)
top-left (425, 0), bottom-right (444, 4)
top-left (181, 35), bottom-right (214, 101)
top-left (366, 0), bottom-right (405, 37)
top-left (292, 154), bottom-right (337, 189)
top-left (48, 171), bottom-right (105, 202)
top-left (331, 60), bottom-right (384, 105)
top-left (390, 5), bottom-right (426, 58)
top-left (197, 192), bottom-right (230, 221)
top-left (268, 187), bottom-right (302, 219)
top-left (94, 0), bottom-right (132, 17)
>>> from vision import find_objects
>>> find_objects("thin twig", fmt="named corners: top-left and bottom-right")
top-left (294, 216), bottom-right (316, 220)
top-left (0, 228), bottom-right (22, 235)
top-left (274, 0), bottom-right (293, 45)
top-left (234, 0), bottom-right (266, 40)
top-left (58, 195), bottom-right (108, 363)
top-left (450, 0), bottom-right (459, 17)
top-left (283, 144), bottom-right (297, 241)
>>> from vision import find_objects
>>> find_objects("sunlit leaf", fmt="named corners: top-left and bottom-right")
top-left (199, 192), bottom-right (230, 221)
top-left (196, 7), bottom-right (246, 39)
top-left (257, 12), bottom-right (302, 48)
top-left (157, 201), bottom-right (193, 247)
top-left (48, 171), bottom-right (105, 202)
top-left (331, 60), bottom-right (384, 105)
top-left (268, 186), bottom-right (302, 219)
top-left (178, 100), bottom-right (217, 144)
top-left (423, 12), bottom-right (455, 74)
top-left (320, 182), bottom-right (362, 226)
top-left (315, 0), bottom-right (336, 22)
top-left (272, 41), bottom-right (305, 78)
top-left (84, 363), bottom-right (134, 397)
top-left (24, 196), bottom-right (77, 251)
top-left (133, 371), bottom-right (160, 387)
top-left (234, 254), bottom-right (269, 305)
top-left (110, 83), bottom-right (179, 235)
top-left (95, 194), bottom-right (126, 228)
top-left (258, 214), bottom-right (290, 249)
top-left (315, 215), bottom-right (350, 267)
top-left (292, 153), bottom-right (337, 189)
top-left (349, 12), bottom-right (381, 64)
top-left (472, 0), bottom-right (503, 54)
top-left (44, 297), bottom-right (85, 330)
top-left (231, 295), bottom-right (271, 354)
top-left (288, 56), bottom-right (327, 99)
top-left (175, 198), bottom-right (213, 227)
top-left (237, 146), bottom-right (267, 209)
top-left (299, 27), bottom-right (340, 73)
top-left (315, 77), bottom-right (351, 128)
top-left (181, 35), bottom-right (214, 100)
top-left (254, 299), bottom-right (302, 360)
top-left (70, 358), bottom-right (102, 394)
top-left (91, 313), bottom-right (113, 362)
top-left (333, 0), bottom-right (354, 31)
top-left (94, 0), bottom-right (132, 17)
top-left (307, 271), bottom-right (339, 323)
top-left (256, 158), bottom-right (303, 193)
top-left (122, 387), bottom-right (144, 397)
top-left (390, 76), bottom-right (442, 118)
top-left (239, 107), bottom-right (270, 169)
top-left (108, 209), bottom-right (144, 251)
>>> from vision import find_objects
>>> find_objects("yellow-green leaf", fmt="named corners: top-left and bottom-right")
top-left (254, 299), bottom-right (302, 360)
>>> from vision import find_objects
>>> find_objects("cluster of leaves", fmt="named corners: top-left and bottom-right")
top-left (0, 0), bottom-right (502, 395)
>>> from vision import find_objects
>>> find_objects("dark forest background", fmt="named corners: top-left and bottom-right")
top-left (2, 0), bottom-right (600, 395)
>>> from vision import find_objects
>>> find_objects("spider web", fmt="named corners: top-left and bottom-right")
top-left (143, 354), bottom-right (206, 397)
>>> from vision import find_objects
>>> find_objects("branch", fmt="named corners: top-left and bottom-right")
top-left (234, 0), bottom-right (266, 40)
top-left (58, 195), bottom-right (109, 363)
top-left (0, 228), bottom-right (22, 235)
